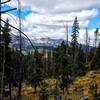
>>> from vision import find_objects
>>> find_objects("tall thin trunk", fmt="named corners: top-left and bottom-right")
top-left (18, 79), bottom-right (22, 99)
top-left (9, 81), bottom-right (12, 100)
top-left (1, 30), bottom-right (5, 100)
top-left (85, 28), bottom-right (88, 64)
top-left (18, 0), bottom-right (22, 99)
top-left (34, 85), bottom-right (37, 93)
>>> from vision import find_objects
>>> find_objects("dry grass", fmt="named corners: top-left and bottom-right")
top-left (4, 78), bottom-right (58, 100)
top-left (4, 71), bottom-right (100, 100)
top-left (67, 70), bottom-right (100, 100)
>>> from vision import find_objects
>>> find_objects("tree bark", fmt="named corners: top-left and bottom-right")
top-left (34, 85), bottom-right (37, 93)
top-left (18, 80), bottom-right (22, 100)
top-left (9, 81), bottom-right (12, 100)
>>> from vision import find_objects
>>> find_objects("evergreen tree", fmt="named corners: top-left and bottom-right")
top-left (91, 44), bottom-right (100, 70)
top-left (71, 17), bottom-right (79, 76)
top-left (39, 84), bottom-right (49, 100)
top-left (53, 41), bottom-right (69, 76)
top-left (1, 19), bottom-right (12, 100)
top-left (71, 17), bottom-right (79, 53)
top-left (77, 44), bottom-right (86, 75)
top-left (25, 52), bottom-right (35, 81)
top-left (31, 49), bottom-right (44, 93)
top-left (53, 41), bottom-right (71, 93)
top-left (10, 50), bottom-right (21, 85)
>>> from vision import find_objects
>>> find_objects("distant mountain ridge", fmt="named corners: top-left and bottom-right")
top-left (10, 34), bottom-right (65, 50)
top-left (10, 34), bottom-right (93, 51)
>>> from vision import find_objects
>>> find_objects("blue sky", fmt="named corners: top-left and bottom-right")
top-left (1, 0), bottom-right (100, 44)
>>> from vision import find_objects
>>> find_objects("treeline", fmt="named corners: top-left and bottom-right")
top-left (0, 17), bottom-right (100, 99)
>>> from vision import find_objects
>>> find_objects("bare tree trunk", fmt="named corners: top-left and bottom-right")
top-left (1, 61), bottom-right (5, 100)
top-left (9, 81), bottom-right (12, 100)
top-left (18, 79), bottom-right (22, 100)
top-left (34, 85), bottom-right (37, 93)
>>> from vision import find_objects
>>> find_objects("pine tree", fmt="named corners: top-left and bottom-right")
top-left (39, 85), bottom-right (49, 100)
top-left (53, 41), bottom-right (68, 75)
top-left (31, 49), bottom-right (43, 93)
top-left (77, 44), bottom-right (86, 75)
top-left (71, 17), bottom-right (79, 76)
top-left (53, 41), bottom-right (71, 93)
top-left (2, 19), bottom-right (11, 48)
top-left (91, 43), bottom-right (100, 70)
top-left (71, 17), bottom-right (79, 57)
top-left (1, 19), bottom-right (12, 100)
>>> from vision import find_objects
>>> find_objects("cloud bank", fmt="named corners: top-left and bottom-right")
top-left (1, 0), bottom-right (100, 43)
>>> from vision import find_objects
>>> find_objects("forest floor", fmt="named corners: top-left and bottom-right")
top-left (4, 70), bottom-right (100, 100)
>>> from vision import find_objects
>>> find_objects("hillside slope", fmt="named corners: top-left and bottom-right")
top-left (66, 70), bottom-right (100, 100)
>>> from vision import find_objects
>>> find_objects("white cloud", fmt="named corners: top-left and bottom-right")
top-left (1, 0), bottom-right (99, 41)
top-left (1, 13), bottom-right (98, 46)
top-left (53, 0), bottom-right (100, 13)
top-left (79, 20), bottom-right (90, 27)
top-left (2, 8), bottom-right (98, 40)
top-left (20, 0), bottom-right (100, 13)
top-left (25, 8), bottom-right (97, 26)
top-left (78, 29), bottom-right (100, 45)
top-left (21, 8), bottom-right (97, 39)
top-left (6, 0), bottom-right (100, 13)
